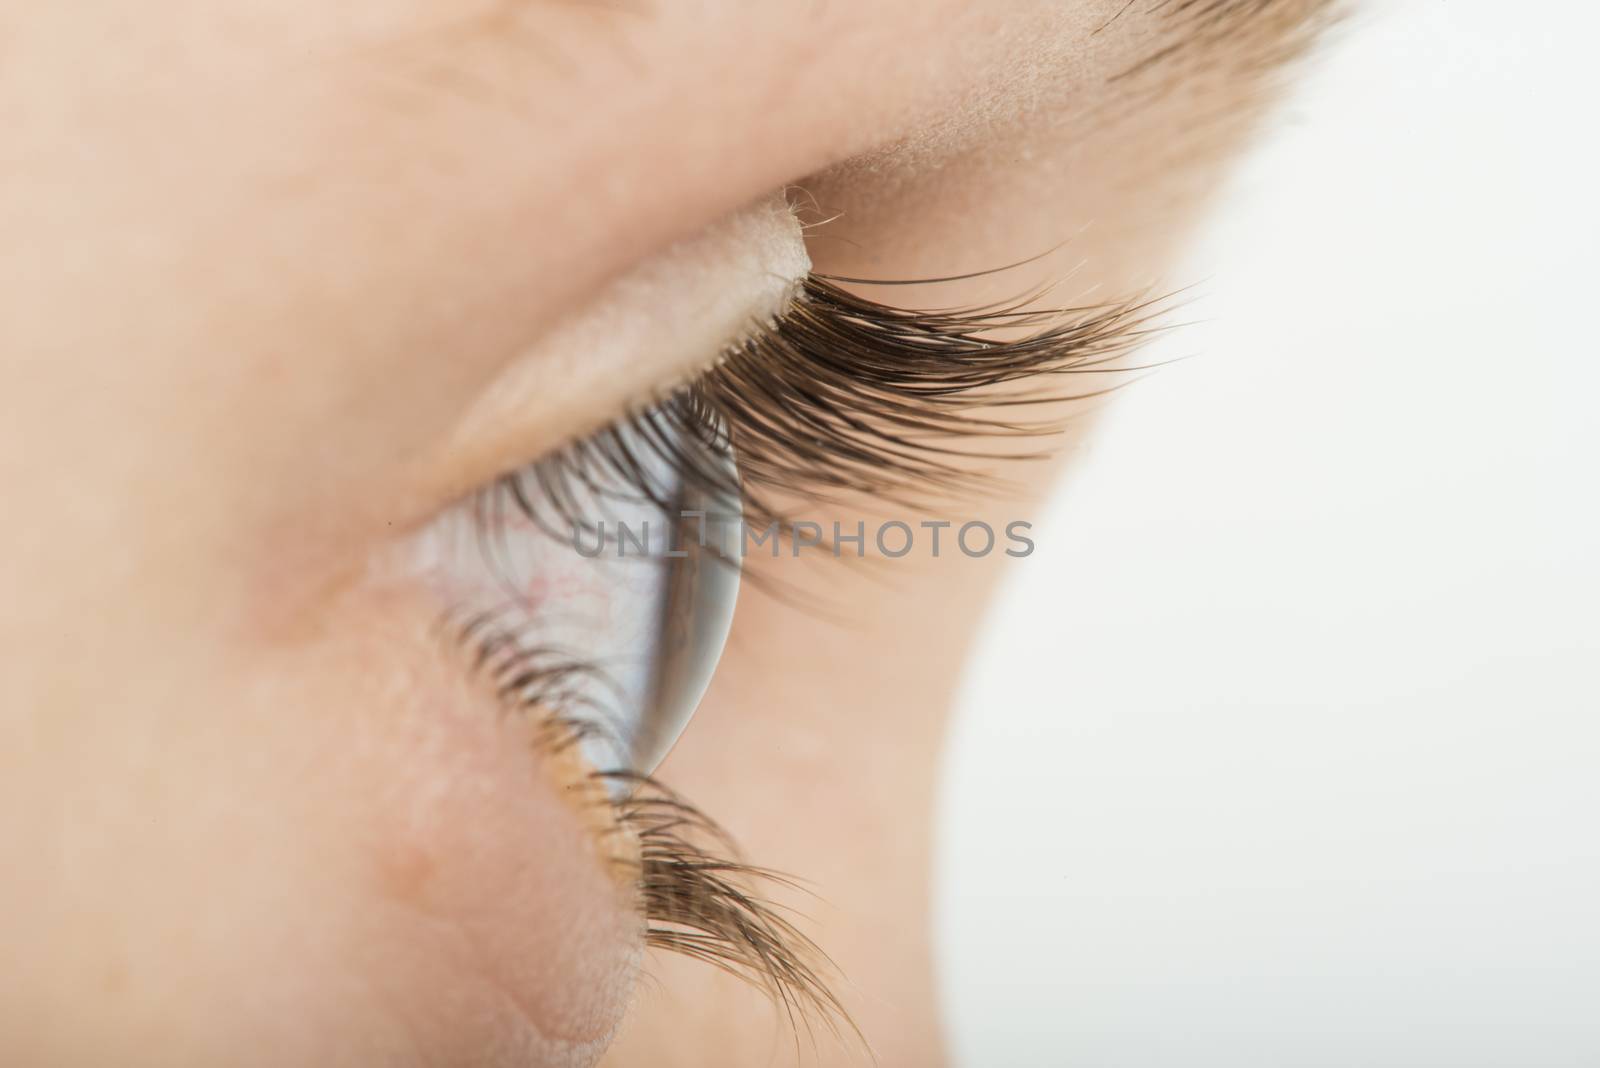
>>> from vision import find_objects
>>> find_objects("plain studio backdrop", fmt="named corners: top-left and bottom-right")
top-left (936, 3), bottom-right (1600, 1067)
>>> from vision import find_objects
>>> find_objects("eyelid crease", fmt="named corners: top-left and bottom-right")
top-left (420, 192), bottom-right (809, 521)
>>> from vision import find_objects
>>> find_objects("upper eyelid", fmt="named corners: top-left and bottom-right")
top-left (494, 270), bottom-right (1172, 560)
top-left (296, 0), bottom-right (1323, 539)
top-left (400, 194), bottom-right (811, 535)
top-left (366, 0), bottom-right (1337, 543)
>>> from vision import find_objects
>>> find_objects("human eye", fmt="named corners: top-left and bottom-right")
top-left (3, 1), bottom-right (1342, 1064)
top-left (370, 191), bottom-right (1163, 1042)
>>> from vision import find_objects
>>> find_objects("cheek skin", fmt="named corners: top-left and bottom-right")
top-left (3, 587), bottom-right (640, 1068)
top-left (281, 588), bottom-right (644, 1067)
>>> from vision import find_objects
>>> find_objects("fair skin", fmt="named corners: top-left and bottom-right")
top-left (1, 2), bottom-right (1329, 1065)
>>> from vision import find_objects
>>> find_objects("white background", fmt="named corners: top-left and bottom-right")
top-left (938, 3), bottom-right (1600, 1066)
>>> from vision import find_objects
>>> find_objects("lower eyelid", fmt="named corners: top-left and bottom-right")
top-left (257, 583), bottom-right (643, 1060)
top-left (340, 561), bottom-right (851, 1044)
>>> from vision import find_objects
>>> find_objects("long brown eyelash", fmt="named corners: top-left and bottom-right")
top-left (496, 272), bottom-right (1170, 545)
top-left (453, 611), bottom-right (861, 1047)
top-left (605, 771), bottom-right (862, 1052)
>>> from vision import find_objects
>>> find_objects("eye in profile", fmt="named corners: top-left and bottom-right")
top-left (372, 255), bottom-right (1181, 1049)
top-left (4, 3), bottom-right (1404, 1067)
top-left (420, 416), bottom-right (744, 779)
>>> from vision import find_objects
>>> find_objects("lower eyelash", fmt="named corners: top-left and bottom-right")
top-left (609, 771), bottom-right (860, 1048)
top-left (451, 610), bottom-right (859, 1045)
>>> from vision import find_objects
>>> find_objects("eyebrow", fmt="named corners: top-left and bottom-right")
top-left (1113, 0), bottom-right (1340, 85)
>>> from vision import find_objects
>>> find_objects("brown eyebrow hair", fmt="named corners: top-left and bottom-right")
top-left (1112, 0), bottom-right (1342, 85)
top-left (1063, 0), bottom-right (1343, 164)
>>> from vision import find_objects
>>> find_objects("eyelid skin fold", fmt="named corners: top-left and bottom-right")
top-left (429, 193), bottom-right (811, 511)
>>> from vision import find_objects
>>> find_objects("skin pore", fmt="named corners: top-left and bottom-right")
top-left (0, 2), bottom-right (1331, 1065)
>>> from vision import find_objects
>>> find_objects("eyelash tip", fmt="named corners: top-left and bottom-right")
top-left (450, 620), bottom-right (863, 1050)
top-left (604, 770), bottom-right (868, 1056)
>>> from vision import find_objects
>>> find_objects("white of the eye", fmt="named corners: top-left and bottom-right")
top-left (410, 436), bottom-right (741, 778)
top-left (625, 461), bottom-right (741, 775)
top-left (510, 446), bottom-right (742, 776)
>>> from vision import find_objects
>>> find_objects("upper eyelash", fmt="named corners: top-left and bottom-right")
top-left (493, 273), bottom-right (1170, 543)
